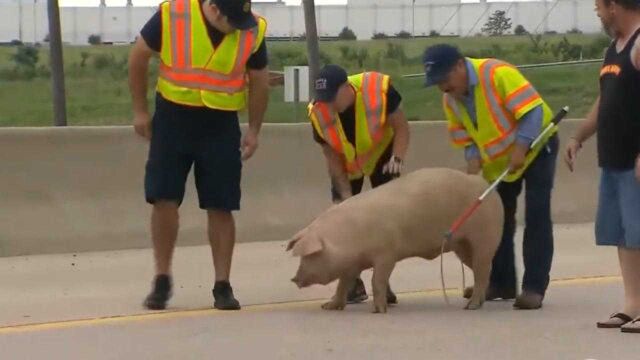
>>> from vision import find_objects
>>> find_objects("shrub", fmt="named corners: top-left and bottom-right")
top-left (338, 27), bottom-right (357, 40)
top-left (88, 34), bottom-right (102, 45)
top-left (514, 25), bottom-right (528, 36)
top-left (395, 31), bottom-right (412, 39)
top-left (372, 32), bottom-right (388, 40)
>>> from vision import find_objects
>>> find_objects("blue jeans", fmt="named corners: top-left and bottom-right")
top-left (491, 135), bottom-right (559, 295)
top-left (596, 168), bottom-right (640, 249)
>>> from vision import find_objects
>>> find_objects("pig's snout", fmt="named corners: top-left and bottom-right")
top-left (291, 274), bottom-right (311, 288)
top-left (291, 276), bottom-right (304, 288)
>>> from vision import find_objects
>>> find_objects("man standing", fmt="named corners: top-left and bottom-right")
top-left (308, 65), bottom-right (410, 304)
top-left (565, 0), bottom-right (640, 332)
top-left (128, 0), bottom-right (269, 311)
top-left (423, 44), bottom-right (559, 309)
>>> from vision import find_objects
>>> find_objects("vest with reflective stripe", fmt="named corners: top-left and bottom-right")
top-left (443, 58), bottom-right (556, 182)
top-left (308, 72), bottom-right (395, 179)
top-left (157, 0), bottom-right (267, 111)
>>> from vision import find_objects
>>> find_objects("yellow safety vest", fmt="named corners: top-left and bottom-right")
top-left (308, 72), bottom-right (395, 180)
top-left (443, 58), bottom-right (556, 182)
top-left (156, 0), bottom-right (267, 111)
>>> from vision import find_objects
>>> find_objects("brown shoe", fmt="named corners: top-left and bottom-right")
top-left (597, 312), bottom-right (633, 329)
top-left (513, 291), bottom-right (544, 310)
top-left (463, 286), bottom-right (516, 301)
top-left (621, 317), bottom-right (640, 333)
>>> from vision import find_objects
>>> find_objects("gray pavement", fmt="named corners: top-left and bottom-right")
top-left (1, 223), bottom-right (639, 359)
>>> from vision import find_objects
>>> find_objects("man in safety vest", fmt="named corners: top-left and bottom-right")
top-left (308, 64), bottom-right (410, 304)
top-left (423, 44), bottom-right (559, 310)
top-left (128, 0), bottom-right (269, 311)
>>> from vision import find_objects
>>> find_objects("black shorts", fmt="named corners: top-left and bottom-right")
top-left (144, 96), bottom-right (242, 211)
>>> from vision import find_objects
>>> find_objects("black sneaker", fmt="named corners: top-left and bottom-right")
top-left (143, 274), bottom-right (172, 310)
top-left (212, 281), bottom-right (241, 310)
top-left (387, 286), bottom-right (398, 305)
top-left (347, 278), bottom-right (369, 304)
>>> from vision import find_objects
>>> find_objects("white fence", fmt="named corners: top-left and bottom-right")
top-left (0, 0), bottom-right (600, 45)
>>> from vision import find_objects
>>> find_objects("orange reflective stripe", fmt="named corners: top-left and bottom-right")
top-left (361, 72), bottom-right (385, 142)
top-left (479, 60), bottom-right (515, 134)
top-left (505, 84), bottom-right (540, 114)
top-left (345, 161), bottom-right (359, 173)
top-left (314, 104), bottom-right (344, 154)
top-left (346, 148), bottom-right (373, 174)
top-left (183, 0), bottom-right (191, 67)
top-left (159, 64), bottom-right (246, 93)
top-left (233, 27), bottom-right (257, 74)
top-left (485, 129), bottom-right (516, 159)
top-left (512, 93), bottom-right (539, 114)
top-left (159, 64), bottom-right (245, 85)
top-left (449, 125), bottom-right (472, 144)
top-left (160, 71), bottom-right (243, 93)
top-left (171, 0), bottom-right (188, 69)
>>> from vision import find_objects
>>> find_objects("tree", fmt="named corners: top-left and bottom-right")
top-left (514, 25), bottom-right (528, 36)
top-left (88, 34), bottom-right (102, 45)
top-left (338, 27), bottom-right (357, 40)
top-left (482, 10), bottom-right (512, 36)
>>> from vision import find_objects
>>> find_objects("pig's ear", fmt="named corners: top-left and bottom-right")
top-left (286, 238), bottom-right (299, 252)
top-left (291, 233), bottom-right (324, 257)
top-left (286, 228), bottom-right (308, 252)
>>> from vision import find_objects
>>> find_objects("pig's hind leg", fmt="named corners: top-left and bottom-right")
top-left (465, 235), bottom-right (494, 310)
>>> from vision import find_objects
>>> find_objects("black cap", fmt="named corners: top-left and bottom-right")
top-left (213, 0), bottom-right (257, 30)
top-left (422, 44), bottom-right (464, 87)
top-left (314, 65), bottom-right (348, 103)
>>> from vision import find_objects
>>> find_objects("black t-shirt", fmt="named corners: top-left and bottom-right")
top-left (312, 84), bottom-right (402, 145)
top-left (140, 10), bottom-right (268, 118)
top-left (598, 29), bottom-right (640, 169)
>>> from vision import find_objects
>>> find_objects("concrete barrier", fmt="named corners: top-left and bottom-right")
top-left (0, 120), bottom-right (598, 257)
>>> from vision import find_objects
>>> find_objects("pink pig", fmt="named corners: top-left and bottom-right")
top-left (287, 168), bottom-right (503, 313)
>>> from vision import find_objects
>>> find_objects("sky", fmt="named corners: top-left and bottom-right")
top-left (57, 0), bottom-right (534, 7)
top-left (58, 0), bottom-right (346, 6)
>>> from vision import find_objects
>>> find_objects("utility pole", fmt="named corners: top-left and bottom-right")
top-left (47, 0), bottom-right (67, 126)
top-left (412, 0), bottom-right (416, 38)
top-left (302, 0), bottom-right (320, 99)
top-left (34, 0), bottom-right (37, 44)
top-left (18, 0), bottom-right (24, 42)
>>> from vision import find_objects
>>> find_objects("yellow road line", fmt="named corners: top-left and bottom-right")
top-left (0, 275), bottom-right (621, 335)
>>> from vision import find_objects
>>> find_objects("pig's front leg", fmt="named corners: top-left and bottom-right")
top-left (322, 276), bottom-right (355, 311)
top-left (371, 262), bottom-right (395, 314)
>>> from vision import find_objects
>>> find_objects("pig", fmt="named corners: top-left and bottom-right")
top-left (287, 167), bottom-right (504, 313)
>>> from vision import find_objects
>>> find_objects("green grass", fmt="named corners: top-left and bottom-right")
top-left (0, 34), bottom-right (604, 126)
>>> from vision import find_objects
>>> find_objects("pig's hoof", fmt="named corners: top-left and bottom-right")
top-left (321, 301), bottom-right (345, 311)
top-left (464, 300), bottom-right (483, 310)
top-left (372, 304), bottom-right (388, 314)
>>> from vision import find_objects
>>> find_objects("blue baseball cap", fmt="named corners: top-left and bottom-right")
top-left (314, 65), bottom-right (348, 103)
top-left (213, 0), bottom-right (257, 30)
top-left (422, 44), bottom-right (464, 87)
